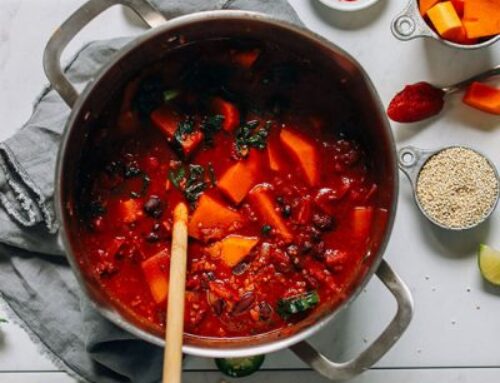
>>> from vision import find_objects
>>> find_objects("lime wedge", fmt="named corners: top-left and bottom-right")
top-left (478, 244), bottom-right (500, 286)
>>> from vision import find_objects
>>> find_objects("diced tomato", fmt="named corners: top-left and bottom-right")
top-left (212, 97), bottom-right (240, 132)
top-left (141, 249), bottom-right (170, 304)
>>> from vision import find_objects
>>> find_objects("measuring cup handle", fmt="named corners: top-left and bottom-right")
top-left (398, 146), bottom-right (435, 186)
top-left (391, 0), bottom-right (433, 41)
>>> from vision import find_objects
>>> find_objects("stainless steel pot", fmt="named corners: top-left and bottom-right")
top-left (392, 0), bottom-right (500, 49)
top-left (44, 0), bottom-right (413, 380)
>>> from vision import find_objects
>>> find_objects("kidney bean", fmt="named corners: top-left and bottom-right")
top-left (258, 301), bottom-right (273, 321)
top-left (232, 292), bottom-right (255, 315)
top-left (213, 299), bottom-right (226, 316)
top-left (312, 213), bottom-right (334, 231)
top-left (286, 244), bottom-right (299, 258)
top-left (232, 262), bottom-right (249, 276)
top-left (143, 195), bottom-right (164, 218)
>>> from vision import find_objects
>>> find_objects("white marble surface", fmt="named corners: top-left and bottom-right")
top-left (0, 0), bottom-right (499, 382)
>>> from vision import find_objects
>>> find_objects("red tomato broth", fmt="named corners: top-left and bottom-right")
top-left (75, 39), bottom-right (379, 338)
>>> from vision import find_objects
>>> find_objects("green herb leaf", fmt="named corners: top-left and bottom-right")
top-left (163, 89), bottom-right (179, 102)
top-left (201, 114), bottom-right (224, 145)
top-left (235, 120), bottom-right (271, 157)
top-left (276, 291), bottom-right (319, 319)
top-left (169, 167), bottom-right (186, 189)
top-left (0, 318), bottom-right (7, 324)
top-left (174, 119), bottom-right (195, 148)
top-left (261, 224), bottom-right (272, 236)
top-left (184, 164), bottom-right (206, 203)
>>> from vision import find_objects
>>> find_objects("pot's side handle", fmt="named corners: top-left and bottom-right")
top-left (43, 0), bottom-right (167, 107)
top-left (290, 260), bottom-right (413, 381)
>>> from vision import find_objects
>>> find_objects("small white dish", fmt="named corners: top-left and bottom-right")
top-left (317, 0), bottom-right (380, 12)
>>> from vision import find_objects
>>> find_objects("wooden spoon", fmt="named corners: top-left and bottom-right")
top-left (163, 202), bottom-right (189, 383)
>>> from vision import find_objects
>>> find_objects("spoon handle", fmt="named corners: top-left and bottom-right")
top-left (442, 65), bottom-right (500, 95)
top-left (163, 202), bottom-right (189, 383)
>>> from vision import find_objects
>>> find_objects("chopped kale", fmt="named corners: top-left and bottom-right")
top-left (168, 167), bottom-right (186, 189)
top-left (174, 119), bottom-right (195, 147)
top-left (124, 164), bottom-right (141, 178)
top-left (276, 291), bottom-right (319, 319)
top-left (261, 224), bottom-right (272, 236)
top-left (163, 89), bottom-right (179, 102)
top-left (201, 114), bottom-right (224, 145)
top-left (184, 164), bottom-right (206, 203)
top-left (235, 120), bottom-right (271, 157)
top-left (169, 164), bottom-right (210, 204)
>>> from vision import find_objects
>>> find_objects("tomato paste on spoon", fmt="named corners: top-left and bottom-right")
top-left (387, 82), bottom-right (445, 123)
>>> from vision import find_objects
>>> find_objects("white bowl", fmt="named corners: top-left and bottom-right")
top-left (317, 0), bottom-right (380, 12)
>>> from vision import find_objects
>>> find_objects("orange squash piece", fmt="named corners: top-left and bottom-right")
top-left (231, 49), bottom-right (261, 69)
top-left (280, 128), bottom-right (319, 186)
top-left (212, 97), bottom-right (240, 132)
top-left (188, 194), bottom-right (244, 240)
top-left (141, 249), bottom-right (170, 304)
top-left (427, 2), bottom-right (463, 39)
top-left (267, 140), bottom-right (286, 172)
top-left (150, 106), bottom-right (180, 138)
top-left (464, 0), bottom-right (500, 38)
top-left (208, 235), bottom-right (259, 267)
top-left (463, 82), bottom-right (500, 115)
top-left (419, 0), bottom-right (441, 15)
top-left (218, 150), bottom-right (260, 205)
top-left (151, 106), bottom-right (204, 156)
top-left (248, 184), bottom-right (293, 243)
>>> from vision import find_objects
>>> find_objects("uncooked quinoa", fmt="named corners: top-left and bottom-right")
top-left (416, 147), bottom-right (499, 229)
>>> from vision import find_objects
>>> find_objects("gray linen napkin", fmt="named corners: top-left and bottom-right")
top-left (0, 1), bottom-right (301, 382)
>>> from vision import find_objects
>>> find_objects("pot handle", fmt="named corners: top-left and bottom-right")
top-left (391, 0), bottom-right (433, 41)
top-left (43, 0), bottom-right (167, 107)
top-left (290, 260), bottom-right (413, 381)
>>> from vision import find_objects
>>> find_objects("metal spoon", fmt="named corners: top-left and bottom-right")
top-left (441, 64), bottom-right (500, 95)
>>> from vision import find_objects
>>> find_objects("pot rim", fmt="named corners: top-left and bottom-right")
top-left (55, 9), bottom-right (399, 358)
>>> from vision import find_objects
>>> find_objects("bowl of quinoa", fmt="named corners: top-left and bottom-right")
top-left (415, 146), bottom-right (499, 230)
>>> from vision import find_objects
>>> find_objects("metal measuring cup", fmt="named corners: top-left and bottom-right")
top-left (391, 0), bottom-right (500, 50)
top-left (398, 145), bottom-right (500, 230)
